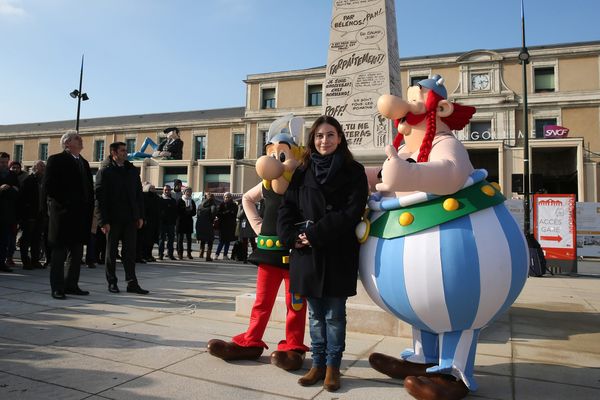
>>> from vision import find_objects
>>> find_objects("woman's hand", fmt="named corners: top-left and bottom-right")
top-left (294, 233), bottom-right (311, 248)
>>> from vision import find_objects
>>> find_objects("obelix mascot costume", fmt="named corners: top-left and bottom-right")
top-left (208, 114), bottom-right (309, 371)
top-left (358, 75), bottom-right (529, 400)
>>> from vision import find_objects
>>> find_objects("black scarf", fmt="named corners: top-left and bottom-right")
top-left (310, 150), bottom-right (344, 184)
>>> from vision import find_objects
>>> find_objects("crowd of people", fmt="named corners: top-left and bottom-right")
top-left (0, 131), bottom-right (257, 297)
top-left (1, 115), bottom-right (367, 392)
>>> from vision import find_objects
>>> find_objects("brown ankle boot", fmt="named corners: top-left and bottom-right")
top-left (404, 374), bottom-right (469, 400)
top-left (297, 367), bottom-right (326, 386)
top-left (199, 243), bottom-right (205, 258)
top-left (323, 366), bottom-right (341, 392)
top-left (205, 244), bottom-right (213, 261)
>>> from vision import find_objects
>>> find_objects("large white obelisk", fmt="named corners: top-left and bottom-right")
top-left (324, 0), bottom-right (401, 162)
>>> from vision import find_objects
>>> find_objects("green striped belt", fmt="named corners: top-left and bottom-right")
top-left (257, 235), bottom-right (285, 251)
top-left (369, 181), bottom-right (506, 239)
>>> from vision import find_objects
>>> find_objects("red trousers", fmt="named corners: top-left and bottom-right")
top-left (232, 264), bottom-right (309, 352)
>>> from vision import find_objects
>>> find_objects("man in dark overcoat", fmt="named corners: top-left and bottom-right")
top-left (95, 142), bottom-right (148, 295)
top-left (158, 185), bottom-right (177, 260)
top-left (43, 131), bottom-right (94, 299)
top-left (19, 160), bottom-right (46, 269)
top-left (0, 151), bottom-right (19, 273)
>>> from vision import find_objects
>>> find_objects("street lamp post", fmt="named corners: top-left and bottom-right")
top-left (69, 54), bottom-right (90, 132)
top-left (519, 0), bottom-right (531, 236)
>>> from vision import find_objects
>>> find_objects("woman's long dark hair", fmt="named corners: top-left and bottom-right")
top-left (301, 115), bottom-right (354, 166)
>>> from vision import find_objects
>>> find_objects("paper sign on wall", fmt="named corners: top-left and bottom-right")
top-left (533, 194), bottom-right (576, 260)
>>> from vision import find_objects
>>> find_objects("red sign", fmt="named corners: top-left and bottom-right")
top-left (533, 194), bottom-right (576, 260)
top-left (543, 125), bottom-right (569, 138)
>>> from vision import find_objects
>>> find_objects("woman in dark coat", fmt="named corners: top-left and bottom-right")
top-left (236, 201), bottom-right (257, 262)
top-left (195, 193), bottom-right (217, 261)
top-left (277, 115), bottom-right (368, 392)
top-left (214, 192), bottom-right (238, 260)
top-left (140, 184), bottom-right (160, 262)
top-left (175, 187), bottom-right (197, 259)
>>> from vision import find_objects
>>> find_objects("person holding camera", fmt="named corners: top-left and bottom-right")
top-left (277, 116), bottom-right (368, 392)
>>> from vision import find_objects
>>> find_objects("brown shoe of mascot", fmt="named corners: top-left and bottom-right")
top-left (206, 338), bottom-right (262, 361)
top-left (405, 374), bottom-right (469, 400)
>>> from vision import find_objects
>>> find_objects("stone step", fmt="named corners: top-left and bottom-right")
top-left (235, 280), bottom-right (412, 337)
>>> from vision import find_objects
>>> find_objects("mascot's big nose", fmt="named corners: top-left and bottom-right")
top-left (256, 155), bottom-right (285, 180)
top-left (377, 94), bottom-right (412, 120)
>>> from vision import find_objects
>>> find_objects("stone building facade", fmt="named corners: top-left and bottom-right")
top-left (1, 40), bottom-right (599, 200)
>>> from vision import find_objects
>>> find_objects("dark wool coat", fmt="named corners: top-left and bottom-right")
top-left (94, 157), bottom-right (144, 226)
top-left (157, 138), bottom-right (183, 160)
top-left (43, 151), bottom-right (94, 246)
top-left (0, 170), bottom-right (19, 225)
top-left (277, 159), bottom-right (368, 298)
top-left (237, 205), bottom-right (256, 240)
top-left (216, 200), bottom-right (238, 242)
top-left (159, 196), bottom-right (178, 226)
top-left (18, 173), bottom-right (43, 220)
top-left (195, 198), bottom-right (216, 241)
top-left (142, 191), bottom-right (161, 242)
top-left (176, 197), bottom-right (197, 234)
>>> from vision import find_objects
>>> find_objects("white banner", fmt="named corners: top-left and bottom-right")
top-left (576, 202), bottom-right (600, 257)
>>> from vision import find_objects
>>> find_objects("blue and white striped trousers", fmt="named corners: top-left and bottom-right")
top-left (359, 204), bottom-right (529, 390)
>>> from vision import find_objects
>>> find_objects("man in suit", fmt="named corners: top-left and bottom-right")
top-left (43, 131), bottom-right (94, 299)
top-left (0, 152), bottom-right (19, 273)
top-left (95, 142), bottom-right (148, 294)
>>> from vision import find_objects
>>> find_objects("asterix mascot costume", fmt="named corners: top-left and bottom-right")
top-left (357, 75), bottom-right (528, 400)
top-left (208, 114), bottom-right (309, 371)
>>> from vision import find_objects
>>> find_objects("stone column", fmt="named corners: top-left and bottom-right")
top-left (324, 0), bottom-right (401, 161)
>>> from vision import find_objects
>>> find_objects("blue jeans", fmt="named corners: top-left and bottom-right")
top-left (158, 224), bottom-right (175, 257)
top-left (306, 296), bottom-right (347, 368)
top-left (129, 137), bottom-right (158, 159)
top-left (215, 240), bottom-right (230, 257)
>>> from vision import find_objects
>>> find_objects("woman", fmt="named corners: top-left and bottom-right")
top-left (235, 200), bottom-right (257, 262)
top-left (195, 193), bottom-right (217, 261)
top-left (277, 115), bottom-right (368, 392)
top-left (214, 192), bottom-right (238, 260)
top-left (176, 187), bottom-right (196, 259)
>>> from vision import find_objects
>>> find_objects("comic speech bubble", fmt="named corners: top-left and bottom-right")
top-left (357, 25), bottom-right (384, 45)
top-left (335, 0), bottom-right (382, 10)
top-left (354, 71), bottom-right (386, 90)
top-left (331, 11), bottom-right (368, 33)
top-left (330, 39), bottom-right (360, 52)
top-left (346, 91), bottom-right (380, 116)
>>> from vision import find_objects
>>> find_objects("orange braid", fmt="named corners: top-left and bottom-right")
top-left (416, 90), bottom-right (445, 162)
top-left (417, 110), bottom-right (437, 162)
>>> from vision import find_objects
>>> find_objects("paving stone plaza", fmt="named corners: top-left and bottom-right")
top-left (1, 258), bottom-right (599, 399)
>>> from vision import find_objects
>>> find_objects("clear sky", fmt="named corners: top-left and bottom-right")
top-left (0, 0), bottom-right (598, 125)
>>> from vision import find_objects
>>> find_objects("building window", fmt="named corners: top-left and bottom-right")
top-left (163, 166), bottom-right (188, 187)
top-left (534, 118), bottom-right (557, 139)
top-left (261, 88), bottom-right (276, 109)
top-left (204, 166), bottom-right (230, 193)
top-left (194, 135), bottom-right (206, 160)
top-left (38, 143), bottom-right (48, 161)
top-left (13, 144), bottom-right (23, 163)
top-left (94, 140), bottom-right (105, 162)
top-left (125, 138), bottom-right (136, 154)
top-left (469, 120), bottom-right (492, 141)
top-left (410, 75), bottom-right (429, 86)
top-left (233, 133), bottom-right (245, 160)
top-left (534, 67), bottom-right (555, 93)
top-left (307, 84), bottom-right (322, 107)
top-left (259, 130), bottom-right (268, 156)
